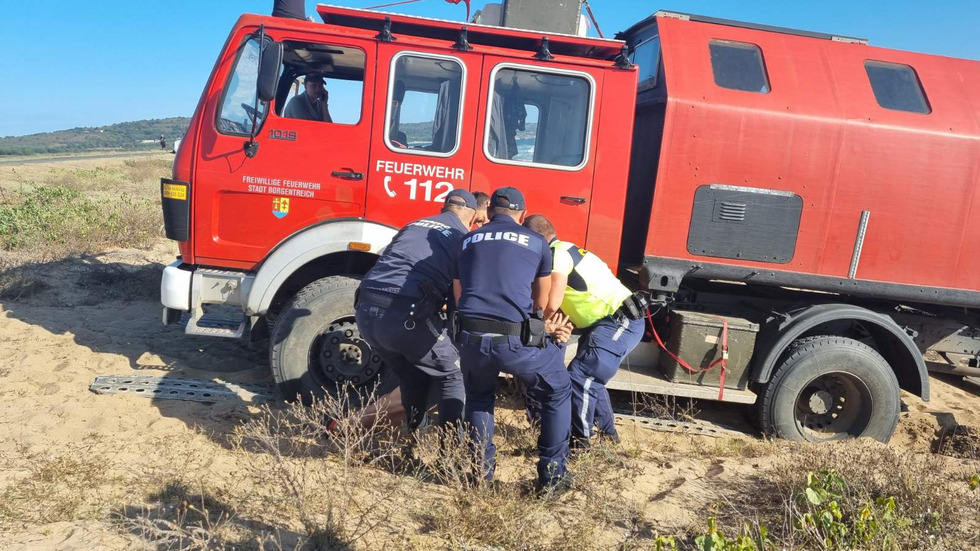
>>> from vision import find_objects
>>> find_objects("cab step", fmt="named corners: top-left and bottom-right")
top-left (185, 311), bottom-right (247, 339)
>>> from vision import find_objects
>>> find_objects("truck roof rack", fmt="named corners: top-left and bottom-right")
top-left (621, 10), bottom-right (868, 45)
top-left (315, 4), bottom-right (626, 61)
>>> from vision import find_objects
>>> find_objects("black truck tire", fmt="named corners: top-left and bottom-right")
top-left (758, 335), bottom-right (900, 443)
top-left (269, 275), bottom-right (397, 407)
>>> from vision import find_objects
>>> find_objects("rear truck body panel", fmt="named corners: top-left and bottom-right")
top-left (624, 14), bottom-right (980, 308)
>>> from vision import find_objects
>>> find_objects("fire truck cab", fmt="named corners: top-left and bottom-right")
top-left (161, 4), bottom-right (637, 407)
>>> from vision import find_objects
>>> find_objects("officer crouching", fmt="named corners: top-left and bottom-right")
top-left (355, 190), bottom-right (478, 432)
top-left (453, 187), bottom-right (573, 494)
top-left (524, 215), bottom-right (649, 448)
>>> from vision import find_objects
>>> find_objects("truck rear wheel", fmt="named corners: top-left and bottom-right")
top-left (270, 275), bottom-right (397, 407)
top-left (758, 335), bottom-right (900, 443)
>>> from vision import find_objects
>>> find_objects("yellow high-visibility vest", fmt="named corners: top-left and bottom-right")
top-left (551, 239), bottom-right (632, 329)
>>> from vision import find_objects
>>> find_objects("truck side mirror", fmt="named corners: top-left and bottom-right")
top-left (257, 38), bottom-right (283, 103)
top-left (243, 31), bottom-right (282, 157)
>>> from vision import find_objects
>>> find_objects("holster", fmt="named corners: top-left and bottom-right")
top-left (449, 310), bottom-right (461, 341)
top-left (411, 281), bottom-right (446, 320)
top-left (618, 291), bottom-right (651, 321)
top-left (521, 311), bottom-right (547, 348)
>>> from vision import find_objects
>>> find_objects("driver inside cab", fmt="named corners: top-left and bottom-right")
top-left (284, 74), bottom-right (333, 123)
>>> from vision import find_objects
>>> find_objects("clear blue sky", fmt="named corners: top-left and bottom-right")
top-left (1, 0), bottom-right (978, 137)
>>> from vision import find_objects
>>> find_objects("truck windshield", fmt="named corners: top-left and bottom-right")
top-left (216, 38), bottom-right (269, 135)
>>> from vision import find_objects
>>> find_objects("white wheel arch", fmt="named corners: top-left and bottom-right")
top-left (244, 219), bottom-right (397, 316)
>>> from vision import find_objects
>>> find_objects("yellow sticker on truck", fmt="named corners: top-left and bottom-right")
top-left (162, 183), bottom-right (187, 200)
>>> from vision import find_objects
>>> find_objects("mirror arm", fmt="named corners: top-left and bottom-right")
top-left (244, 24), bottom-right (266, 158)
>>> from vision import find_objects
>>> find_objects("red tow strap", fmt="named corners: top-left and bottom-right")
top-left (645, 309), bottom-right (729, 401)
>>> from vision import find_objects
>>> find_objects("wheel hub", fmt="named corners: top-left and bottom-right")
top-left (795, 371), bottom-right (872, 441)
top-left (807, 390), bottom-right (834, 415)
top-left (314, 320), bottom-right (382, 387)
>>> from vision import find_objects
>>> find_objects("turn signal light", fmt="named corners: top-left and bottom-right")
top-left (348, 241), bottom-right (372, 252)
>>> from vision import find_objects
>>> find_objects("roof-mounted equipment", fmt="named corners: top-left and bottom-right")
top-left (535, 36), bottom-right (554, 61)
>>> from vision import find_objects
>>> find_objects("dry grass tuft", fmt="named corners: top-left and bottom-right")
top-left (412, 417), bottom-right (649, 550)
top-left (230, 389), bottom-right (418, 550)
top-left (636, 392), bottom-right (700, 422)
top-left (121, 157), bottom-right (175, 186)
top-left (122, 480), bottom-right (292, 551)
top-left (934, 423), bottom-right (980, 460)
top-left (74, 261), bottom-right (163, 302)
top-left (0, 444), bottom-right (130, 527)
top-left (37, 157), bottom-right (171, 195)
top-left (0, 257), bottom-right (48, 300)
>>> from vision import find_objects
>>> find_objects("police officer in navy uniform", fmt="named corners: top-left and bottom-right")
top-left (454, 187), bottom-right (573, 493)
top-left (355, 189), bottom-right (478, 431)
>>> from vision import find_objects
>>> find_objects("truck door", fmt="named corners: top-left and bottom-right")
top-left (470, 58), bottom-right (602, 246)
top-left (364, 44), bottom-right (484, 227)
top-left (194, 31), bottom-right (377, 266)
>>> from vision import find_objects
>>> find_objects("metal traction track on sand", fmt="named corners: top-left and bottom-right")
top-left (612, 408), bottom-right (745, 438)
top-left (90, 375), bottom-right (276, 403)
top-left (89, 376), bottom-right (746, 437)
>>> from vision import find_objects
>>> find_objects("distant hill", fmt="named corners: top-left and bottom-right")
top-left (0, 117), bottom-right (190, 156)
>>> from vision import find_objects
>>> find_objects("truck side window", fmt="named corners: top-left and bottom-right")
top-left (709, 40), bottom-right (771, 94)
top-left (864, 61), bottom-right (931, 114)
top-left (631, 36), bottom-right (661, 90)
top-left (385, 53), bottom-right (465, 156)
top-left (278, 42), bottom-right (366, 125)
top-left (485, 66), bottom-right (593, 170)
top-left (216, 38), bottom-right (269, 135)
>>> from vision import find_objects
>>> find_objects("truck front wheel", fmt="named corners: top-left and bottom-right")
top-left (269, 275), bottom-right (397, 407)
top-left (758, 336), bottom-right (900, 443)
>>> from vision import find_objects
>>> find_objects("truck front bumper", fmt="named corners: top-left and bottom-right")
top-left (160, 261), bottom-right (254, 328)
top-left (161, 261), bottom-right (194, 311)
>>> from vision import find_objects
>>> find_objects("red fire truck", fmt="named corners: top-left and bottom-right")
top-left (160, 3), bottom-right (980, 443)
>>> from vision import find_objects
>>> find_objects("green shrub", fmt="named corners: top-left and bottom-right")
top-left (694, 517), bottom-right (770, 551)
top-left (0, 185), bottom-right (158, 255)
top-left (792, 469), bottom-right (914, 550)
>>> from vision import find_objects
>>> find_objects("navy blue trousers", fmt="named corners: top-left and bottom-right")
top-left (355, 303), bottom-right (464, 429)
top-left (592, 387), bottom-right (617, 436)
top-left (458, 333), bottom-right (571, 487)
top-left (569, 316), bottom-right (645, 440)
top-left (524, 344), bottom-right (617, 437)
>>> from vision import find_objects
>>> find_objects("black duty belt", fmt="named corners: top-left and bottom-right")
top-left (458, 332), bottom-right (512, 345)
top-left (459, 318), bottom-right (523, 335)
top-left (456, 316), bottom-right (547, 348)
top-left (357, 290), bottom-right (420, 310)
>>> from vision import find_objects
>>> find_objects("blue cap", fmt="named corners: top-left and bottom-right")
top-left (491, 186), bottom-right (526, 211)
top-left (444, 188), bottom-right (478, 209)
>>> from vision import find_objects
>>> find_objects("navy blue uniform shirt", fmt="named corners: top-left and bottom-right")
top-left (456, 214), bottom-right (552, 323)
top-left (361, 211), bottom-right (468, 300)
